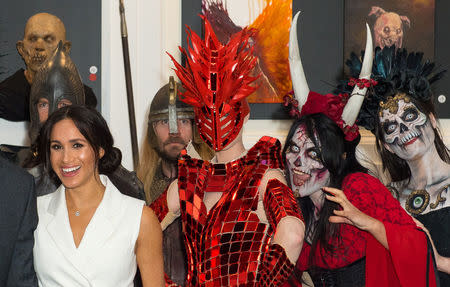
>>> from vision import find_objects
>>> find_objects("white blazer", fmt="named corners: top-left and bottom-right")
top-left (34, 175), bottom-right (145, 287)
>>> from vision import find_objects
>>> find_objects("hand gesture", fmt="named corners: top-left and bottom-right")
top-left (323, 186), bottom-right (378, 231)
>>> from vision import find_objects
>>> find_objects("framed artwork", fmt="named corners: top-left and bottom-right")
top-left (344, 0), bottom-right (435, 75)
top-left (183, 0), bottom-right (293, 119)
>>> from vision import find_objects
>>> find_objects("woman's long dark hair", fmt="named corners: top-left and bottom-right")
top-left (282, 113), bottom-right (367, 267)
top-left (38, 105), bottom-right (121, 185)
top-left (375, 95), bottom-right (450, 182)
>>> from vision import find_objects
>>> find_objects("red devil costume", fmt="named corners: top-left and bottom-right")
top-left (282, 12), bottom-right (438, 287)
top-left (151, 16), bottom-right (304, 286)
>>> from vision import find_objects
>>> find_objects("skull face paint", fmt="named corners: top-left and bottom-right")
top-left (286, 124), bottom-right (330, 197)
top-left (380, 96), bottom-right (435, 160)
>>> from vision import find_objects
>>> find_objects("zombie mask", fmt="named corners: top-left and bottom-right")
top-left (286, 124), bottom-right (330, 197)
top-left (379, 94), bottom-right (434, 160)
top-left (369, 6), bottom-right (410, 49)
top-left (168, 15), bottom-right (258, 151)
top-left (29, 41), bottom-right (85, 142)
top-left (17, 13), bottom-right (70, 75)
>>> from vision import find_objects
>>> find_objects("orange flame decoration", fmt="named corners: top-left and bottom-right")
top-left (247, 0), bottom-right (292, 103)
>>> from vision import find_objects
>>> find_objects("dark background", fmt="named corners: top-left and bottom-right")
top-left (182, 0), bottom-right (450, 118)
top-left (0, 0), bottom-right (102, 108)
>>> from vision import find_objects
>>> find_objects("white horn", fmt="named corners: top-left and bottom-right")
top-left (289, 11), bottom-right (309, 110)
top-left (341, 23), bottom-right (373, 127)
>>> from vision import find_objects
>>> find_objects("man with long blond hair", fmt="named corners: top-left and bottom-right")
top-left (137, 76), bottom-right (213, 285)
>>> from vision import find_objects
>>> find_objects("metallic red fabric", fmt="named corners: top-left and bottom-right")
top-left (168, 15), bottom-right (258, 151)
top-left (151, 189), bottom-right (169, 222)
top-left (177, 136), bottom-right (302, 286)
top-left (264, 179), bottom-right (304, 230)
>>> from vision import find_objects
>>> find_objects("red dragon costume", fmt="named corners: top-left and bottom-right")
top-left (151, 16), bottom-right (304, 286)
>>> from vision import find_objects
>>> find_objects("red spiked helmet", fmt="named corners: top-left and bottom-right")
top-left (168, 15), bottom-right (259, 151)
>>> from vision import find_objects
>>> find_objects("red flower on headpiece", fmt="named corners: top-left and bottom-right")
top-left (284, 91), bottom-right (359, 141)
top-left (348, 78), bottom-right (378, 89)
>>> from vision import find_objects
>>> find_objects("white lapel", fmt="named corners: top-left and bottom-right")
top-left (77, 175), bottom-right (123, 262)
top-left (46, 185), bottom-right (92, 285)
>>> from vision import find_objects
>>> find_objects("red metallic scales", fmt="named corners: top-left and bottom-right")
top-left (168, 15), bottom-right (259, 151)
top-left (174, 136), bottom-right (303, 286)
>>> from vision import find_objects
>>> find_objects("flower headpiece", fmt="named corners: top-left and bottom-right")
top-left (343, 46), bottom-right (446, 132)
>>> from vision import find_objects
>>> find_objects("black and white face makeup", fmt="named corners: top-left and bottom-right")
top-left (380, 97), bottom-right (435, 160)
top-left (286, 124), bottom-right (330, 198)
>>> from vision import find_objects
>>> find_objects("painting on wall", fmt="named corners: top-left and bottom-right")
top-left (344, 0), bottom-right (435, 74)
top-left (192, 0), bottom-right (293, 118)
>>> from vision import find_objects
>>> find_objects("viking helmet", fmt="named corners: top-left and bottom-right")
top-left (147, 76), bottom-right (194, 146)
top-left (29, 41), bottom-right (85, 142)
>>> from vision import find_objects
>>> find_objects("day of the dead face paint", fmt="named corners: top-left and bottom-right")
top-left (286, 124), bottom-right (330, 198)
top-left (380, 96), bottom-right (434, 161)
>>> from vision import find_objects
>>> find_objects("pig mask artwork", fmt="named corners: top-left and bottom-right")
top-left (369, 6), bottom-right (410, 49)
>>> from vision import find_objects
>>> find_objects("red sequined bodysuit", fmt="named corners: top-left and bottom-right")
top-left (152, 137), bottom-right (303, 286)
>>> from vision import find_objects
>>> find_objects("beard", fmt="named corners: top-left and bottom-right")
top-left (155, 136), bottom-right (187, 163)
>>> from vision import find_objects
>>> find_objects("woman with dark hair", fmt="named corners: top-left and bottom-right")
top-left (346, 46), bottom-right (450, 283)
top-left (282, 112), bottom-right (438, 287)
top-left (282, 12), bottom-right (438, 287)
top-left (33, 105), bottom-right (164, 286)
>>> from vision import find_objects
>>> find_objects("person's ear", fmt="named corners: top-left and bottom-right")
top-left (99, 148), bottom-right (105, 159)
top-left (16, 40), bottom-right (25, 57)
top-left (63, 41), bottom-right (72, 54)
top-left (429, 113), bottom-right (437, 129)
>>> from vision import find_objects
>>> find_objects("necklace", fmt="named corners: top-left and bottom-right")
top-left (405, 184), bottom-right (448, 215)
top-left (75, 210), bottom-right (80, 216)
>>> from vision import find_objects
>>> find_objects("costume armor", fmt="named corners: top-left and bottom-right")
top-left (152, 137), bottom-right (302, 286)
top-left (148, 76), bottom-right (194, 136)
top-left (29, 41), bottom-right (85, 142)
top-left (157, 16), bottom-right (303, 286)
top-left (168, 16), bottom-right (258, 151)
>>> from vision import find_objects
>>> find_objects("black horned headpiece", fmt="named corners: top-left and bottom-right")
top-left (341, 46), bottom-right (446, 132)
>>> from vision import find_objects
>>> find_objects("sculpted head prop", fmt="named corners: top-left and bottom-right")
top-left (17, 13), bottom-right (71, 81)
top-left (369, 6), bottom-right (410, 49)
top-left (29, 41), bottom-right (85, 143)
top-left (168, 15), bottom-right (258, 151)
